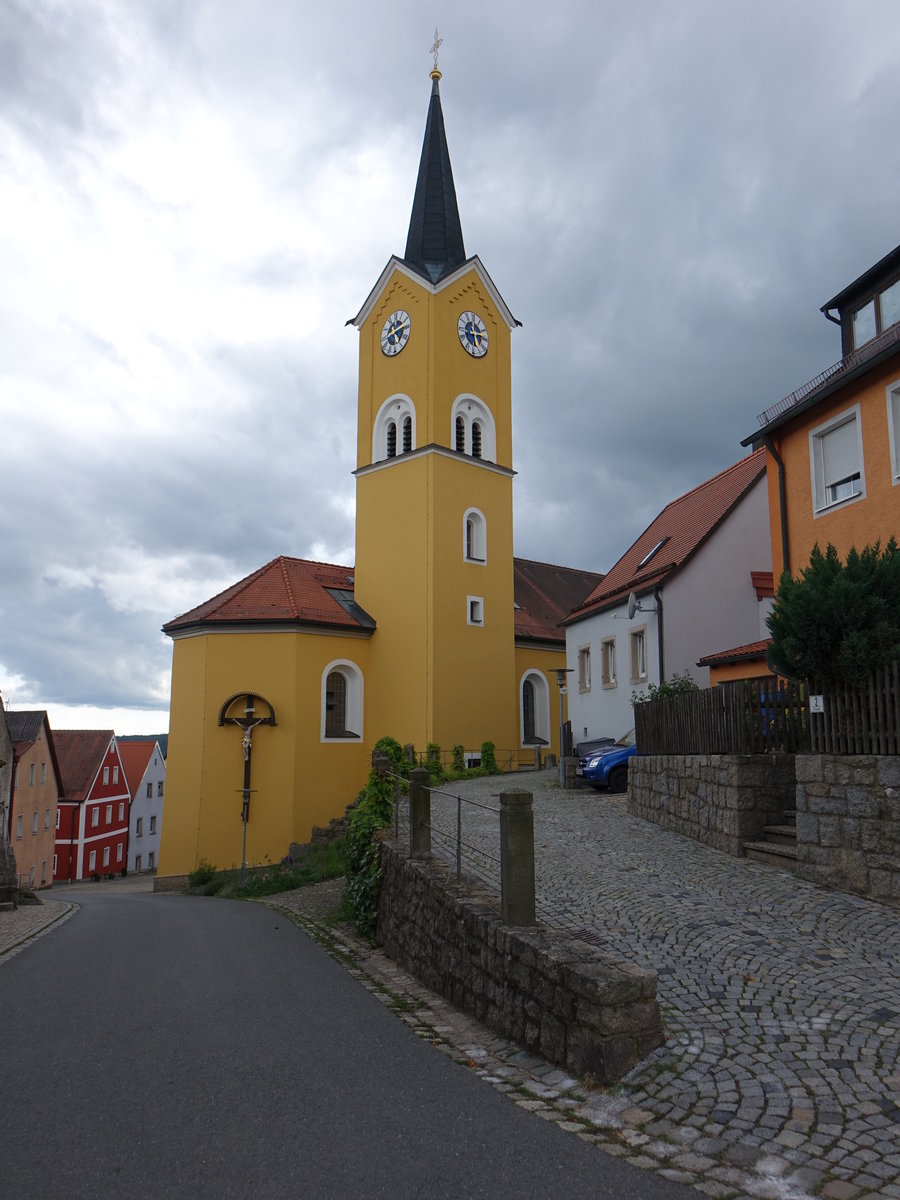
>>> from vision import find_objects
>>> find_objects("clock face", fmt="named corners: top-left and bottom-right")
top-left (458, 310), bottom-right (489, 357)
top-left (380, 310), bottom-right (410, 356)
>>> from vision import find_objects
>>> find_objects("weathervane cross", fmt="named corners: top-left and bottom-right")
top-left (430, 27), bottom-right (443, 70)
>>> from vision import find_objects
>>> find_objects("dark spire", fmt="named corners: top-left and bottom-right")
top-left (403, 72), bottom-right (466, 284)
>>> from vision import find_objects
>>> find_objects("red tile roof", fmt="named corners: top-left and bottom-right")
top-left (565, 449), bottom-right (767, 624)
top-left (54, 730), bottom-right (115, 803)
top-left (697, 638), bottom-right (772, 668)
top-left (163, 558), bottom-right (373, 634)
top-left (6, 710), bottom-right (64, 794)
top-left (513, 558), bottom-right (604, 645)
top-left (118, 740), bottom-right (157, 797)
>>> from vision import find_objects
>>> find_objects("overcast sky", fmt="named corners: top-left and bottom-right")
top-left (2, 0), bottom-right (900, 734)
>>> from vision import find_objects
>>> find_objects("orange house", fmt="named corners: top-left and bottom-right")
top-left (743, 244), bottom-right (900, 579)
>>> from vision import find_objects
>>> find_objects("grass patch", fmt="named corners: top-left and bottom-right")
top-left (187, 840), bottom-right (345, 899)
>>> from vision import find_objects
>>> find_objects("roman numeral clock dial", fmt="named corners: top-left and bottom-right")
top-left (457, 310), bottom-right (489, 357)
top-left (380, 310), bottom-right (410, 356)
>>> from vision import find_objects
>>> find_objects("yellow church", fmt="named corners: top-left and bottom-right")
top-left (157, 67), bottom-right (601, 884)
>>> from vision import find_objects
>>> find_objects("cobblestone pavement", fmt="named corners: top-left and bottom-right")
top-left (0, 898), bottom-right (76, 961)
top-left (413, 770), bottom-right (900, 1200)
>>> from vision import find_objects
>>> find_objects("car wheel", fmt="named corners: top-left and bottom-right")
top-left (607, 766), bottom-right (628, 794)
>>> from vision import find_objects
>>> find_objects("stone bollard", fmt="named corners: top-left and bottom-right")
top-left (564, 756), bottom-right (577, 790)
top-left (500, 790), bottom-right (536, 926)
top-left (408, 767), bottom-right (431, 859)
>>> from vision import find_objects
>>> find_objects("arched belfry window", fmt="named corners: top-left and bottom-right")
top-left (321, 660), bottom-right (364, 741)
top-left (520, 671), bottom-right (551, 748)
top-left (373, 395), bottom-right (416, 463)
top-left (450, 396), bottom-right (496, 461)
top-left (463, 507), bottom-right (486, 563)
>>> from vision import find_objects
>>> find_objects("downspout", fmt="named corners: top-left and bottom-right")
top-left (653, 587), bottom-right (665, 683)
top-left (763, 434), bottom-right (790, 577)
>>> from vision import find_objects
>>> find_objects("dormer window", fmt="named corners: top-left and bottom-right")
top-left (851, 277), bottom-right (900, 349)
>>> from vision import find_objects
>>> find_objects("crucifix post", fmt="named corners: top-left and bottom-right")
top-left (218, 692), bottom-right (277, 884)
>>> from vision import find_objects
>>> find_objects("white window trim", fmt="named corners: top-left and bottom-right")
top-left (519, 670), bottom-right (551, 748)
top-left (887, 379), bottom-right (900, 484)
top-left (467, 596), bottom-right (484, 626)
top-left (809, 403), bottom-right (865, 515)
top-left (373, 394), bottom-right (416, 462)
top-left (450, 395), bottom-right (497, 461)
top-left (463, 507), bottom-right (487, 564)
top-left (320, 659), bottom-right (365, 743)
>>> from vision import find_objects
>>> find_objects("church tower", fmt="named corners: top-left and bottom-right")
top-left (351, 66), bottom-right (519, 758)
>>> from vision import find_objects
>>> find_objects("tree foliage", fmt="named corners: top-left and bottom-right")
top-left (631, 670), bottom-right (699, 706)
top-left (767, 540), bottom-right (900, 686)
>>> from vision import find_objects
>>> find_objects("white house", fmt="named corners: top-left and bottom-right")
top-left (119, 740), bottom-right (166, 874)
top-left (563, 449), bottom-right (771, 750)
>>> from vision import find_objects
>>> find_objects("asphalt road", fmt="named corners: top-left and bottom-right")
top-left (0, 887), bottom-right (697, 1199)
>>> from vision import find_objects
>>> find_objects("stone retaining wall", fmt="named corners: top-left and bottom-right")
top-left (376, 835), bottom-right (664, 1083)
top-left (628, 754), bottom-right (796, 855)
top-left (795, 755), bottom-right (900, 904)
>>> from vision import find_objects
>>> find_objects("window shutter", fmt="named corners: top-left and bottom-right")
top-left (820, 418), bottom-right (859, 487)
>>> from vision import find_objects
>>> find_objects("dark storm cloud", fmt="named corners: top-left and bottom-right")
top-left (2, 0), bottom-right (900, 723)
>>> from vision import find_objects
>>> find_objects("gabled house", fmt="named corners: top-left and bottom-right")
top-left (742, 243), bottom-right (900, 578)
top-left (119, 740), bottom-right (166, 874)
top-left (54, 731), bottom-right (130, 882)
top-left (563, 450), bottom-right (771, 745)
top-left (6, 710), bottom-right (62, 889)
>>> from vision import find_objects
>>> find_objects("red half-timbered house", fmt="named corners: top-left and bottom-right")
top-left (53, 731), bottom-right (131, 882)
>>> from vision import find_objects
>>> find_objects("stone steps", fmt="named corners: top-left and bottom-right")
top-left (742, 810), bottom-right (797, 872)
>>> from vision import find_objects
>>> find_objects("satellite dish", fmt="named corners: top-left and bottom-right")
top-left (627, 592), bottom-right (638, 620)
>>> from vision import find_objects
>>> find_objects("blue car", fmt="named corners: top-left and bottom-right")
top-left (576, 730), bottom-right (636, 793)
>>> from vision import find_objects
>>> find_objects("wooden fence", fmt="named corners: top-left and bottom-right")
top-left (634, 676), bottom-right (808, 755)
top-left (808, 661), bottom-right (900, 754)
top-left (634, 665), bottom-right (900, 757)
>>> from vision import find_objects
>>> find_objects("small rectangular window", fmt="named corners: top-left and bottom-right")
top-left (112, 766), bottom-right (119, 784)
top-left (56, 809), bottom-right (60, 830)
top-left (149, 815), bottom-right (157, 835)
top-left (103, 846), bottom-right (110, 867)
top-left (29, 763), bottom-right (36, 786)
top-left (888, 382), bottom-right (900, 482)
top-left (810, 407), bottom-right (864, 513)
top-left (852, 300), bottom-right (876, 348)
top-left (148, 852), bottom-right (155, 870)
top-left (135, 855), bottom-right (142, 873)
top-left (16, 814), bottom-right (23, 839)
top-left (44, 808), bottom-right (51, 830)
top-left (103, 766), bottom-right (109, 785)
top-left (40, 762), bottom-right (46, 784)
top-left (91, 808), bottom-right (99, 828)
top-left (89, 850), bottom-right (97, 872)
top-left (601, 637), bottom-right (617, 687)
top-left (117, 843), bottom-right (123, 862)
top-left (146, 782), bottom-right (153, 799)
top-left (467, 596), bottom-right (484, 626)
top-left (881, 279), bottom-right (900, 331)
top-left (41, 860), bottom-right (47, 883)
top-left (119, 802), bottom-right (125, 821)
top-left (106, 804), bottom-right (112, 823)
top-left (158, 780), bottom-right (164, 797)
top-left (577, 646), bottom-right (591, 692)
top-left (32, 811), bottom-right (39, 835)
top-left (136, 817), bottom-right (143, 837)
top-left (630, 627), bottom-right (648, 682)
top-left (53, 854), bottom-right (58, 874)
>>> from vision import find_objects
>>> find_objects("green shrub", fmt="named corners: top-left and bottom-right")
top-left (373, 735), bottom-right (404, 770)
top-left (343, 768), bottom-right (394, 941)
top-left (480, 741), bottom-right (497, 773)
top-left (452, 743), bottom-right (465, 772)
top-left (188, 859), bottom-right (217, 887)
top-left (631, 670), bottom-right (699, 706)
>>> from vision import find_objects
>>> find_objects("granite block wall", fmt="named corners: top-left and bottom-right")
top-left (795, 755), bottom-right (900, 904)
top-left (628, 754), bottom-right (796, 854)
top-left (377, 836), bottom-right (664, 1083)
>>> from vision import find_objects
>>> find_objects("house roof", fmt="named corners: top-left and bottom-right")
top-left (118, 740), bottom-right (158, 796)
top-left (697, 638), bottom-right (772, 668)
top-left (163, 558), bottom-right (376, 636)
top-left (564, 449), bottom-right (767, 624)
top-left (54, 730), bottom-right (114, 803)
top-left (6, 710), bottom-right (63, 791)
top-left (513, 558), bottom-right (604, 645)
top-left (820, 242), bottom-right (900, 314)
top-left (403, 73), bottom-right (466, 286)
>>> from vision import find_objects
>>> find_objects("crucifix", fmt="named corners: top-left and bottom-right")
top-left (218, 692), bottom-right (277, 882)
top-left (430, 27), bottom-right (443, 71)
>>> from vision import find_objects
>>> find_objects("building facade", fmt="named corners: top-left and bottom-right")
top-left (54, 731), bottom-right (130, 882)
top-left (119, 740), bottom-right (165, 874)
top-left (6, 710), bottom-right (61, 889)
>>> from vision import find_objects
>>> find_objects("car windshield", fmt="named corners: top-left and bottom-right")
top-left (617, 729), bottom-right (636, 747)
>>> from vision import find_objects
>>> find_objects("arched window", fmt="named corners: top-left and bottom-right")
top-left (373, 395), bottom-right (416, 462)
top-left (321, 660), bottom-right (364, 741)
top-left (450, 396), bottom-right (496, 461)
top-left (520, 671), bottom-right (550, 747)
top-left (463, 507), bottom-right (486, 563)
